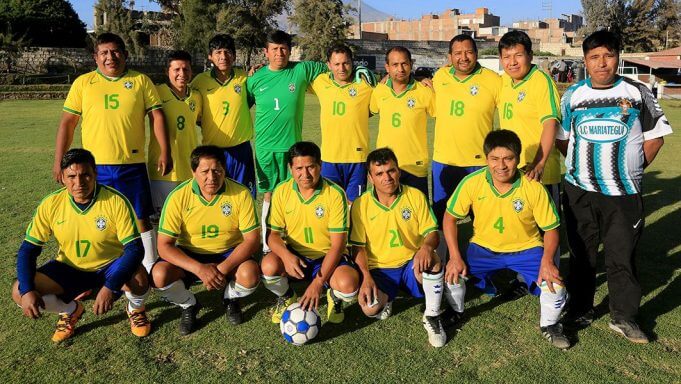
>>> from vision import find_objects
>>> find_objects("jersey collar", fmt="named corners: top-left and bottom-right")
top-left (330, 73), bottom-right (354, 88)
top-left (210, 68), bottom-right (235, 86)
top-left (96, 68), bottom-right (128, 82)
top-left (510, 64), bottom-right (537, 89)
top-left (167, 83), bottom-right (191, 101)
top-left (586, 75), bottom-right (623, 90)
top-left (69, 183), bottom-right (101, 215)
top-left (449, 63), bottom-right (482, 83)
top-left (370, 184), bottom-right (404, 211)
top-left (191, 179), bottom-right (226, 206)
top-left (292, 178), bottom-right (324, 204)
top-left (386, 77), bottom-right (416, 98)
top-left (485, 168), bottom-right (522, 198)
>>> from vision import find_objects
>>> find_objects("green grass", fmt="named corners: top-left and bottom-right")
top-left (0, 98), bottom-right (679, 383)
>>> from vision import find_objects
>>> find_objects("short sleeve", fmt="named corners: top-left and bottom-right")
top-left (63, 76), bottom-right (84, 116)
top-left (301, 61), bottom-right (329, 83)
top-left (532, 183), bottom-right (560, 231)
top-left (238, 189), bottom-right (259, 234)
top-left (25, 200), bottom-right (52, 246)
top-left (639, 83), bottom-right (673, 140)
top-left (113, 193), bottom-right (141, 245)
top-left (415, 191), bottom-right (438, 237)
top-left (349, 201), bottom-right (366, 246)
top-left (557, 86), bottom-right (575, 140)
top-left (267, 186), bottom-right (286, 232)
top-left (142, 75), bottom-right (162, 112)
top-left (327, 185), bottom-right (349, 233)
top-left (446, 179), bottom-right (473, 219)
top-left (192, 88), bottom-right (203, 124)
top-left (425, 87), bottom-right (435, 117)
top-left (537, 72), bottom-right (561, 124)
top-left (158, 192), bottom-right (182, 238)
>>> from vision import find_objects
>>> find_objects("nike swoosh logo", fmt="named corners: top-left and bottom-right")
top-left (285, 209), bottom-right (295, 214)
top-left (441, 83), bottom-right (449, 86)
top-left (56, 220), bottom-right (65, 225)
top-left (206, 87), bottom-right (216, 92)
top-left (478, 196), bottom-right (486, 201)
top-left (186, 207), bottom-right (194, 213)
top-left (633, 219), bottom-right (642, 229)
top-left (370, 215), bottom-right (379, 221)
top-left (259, 87), bottom-right (268, 92)
top-left (162, 99), bottom-right (171, 103)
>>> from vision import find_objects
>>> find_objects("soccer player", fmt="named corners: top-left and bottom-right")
top-left (310, 44), bottom-right (373, 203)
top-left (370, 46), bottom-right (434, 197)
top-left (262, 142), bottom-right (359, 324)
top-left (442, 130), bottom-right (569, 349)
top-left (152, 145), bottom-right (261, 335)
top-left (146, 50), bottom-right (202, 270)
top-left (191, 34), bottom-right (256, 197)
top-left (12, 149), bottom-right (151, 342)
top-left (557, 30), bottom-right (672, 343)
top-left (54, 32), bottom-right (171, 277)
top-left (246, 30), bottom-right (328, 253)
top-left (351, 148), bottom-right (446, 348)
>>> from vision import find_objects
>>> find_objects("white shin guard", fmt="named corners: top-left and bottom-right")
top-left (125, 289), bottom-right (149, 311)
top-left (224, 280), bottom-right (258, 300)
top-left (422, 270), bottom-right (444, 317)
top-left (262, 275), bottom-right (289, 297)
top-left (140, 230), bottom-right (158, 273)
top-left (444, 281), bottom-right (466, 313)
top-left (539, 284), bottom-right (567, 327)
top-left (158, 280), bottom-right (196, 309)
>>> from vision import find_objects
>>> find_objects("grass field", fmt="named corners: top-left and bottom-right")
top-left (0, 98), bottom-right (679, 383)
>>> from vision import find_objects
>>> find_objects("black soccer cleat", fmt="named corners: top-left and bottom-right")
top-left (224, 298), bottom-right (243, 325)
top-left (179, 303), bottom-right (201, 336)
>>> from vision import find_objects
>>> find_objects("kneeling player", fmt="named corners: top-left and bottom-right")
top-left (12, 149), bottom-right (151, 342)
top-left (442, 130), bottom-right (569, 349)
top-left (351, 148), bottom-right (446, 348)
top-left (262, 142), bottom-right (359, 324)
top-left (153, 145), bottom-right (261, 335)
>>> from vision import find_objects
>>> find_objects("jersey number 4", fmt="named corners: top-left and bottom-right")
top-left (493, 217), bottom-right (505, 234)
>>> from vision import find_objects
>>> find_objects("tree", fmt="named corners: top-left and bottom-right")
top-left (622, 0), bottom-right (657, 51)
top-left (289, 0), bottom-right (352, 61)
top-left (0, 0), bottom-right (87, 48)
top-left (656, 0), bottom-right (681, 48)
top-left (173, 0), bottom-right (219, 54)
top-left (95, 0), bottom-right (143, 55)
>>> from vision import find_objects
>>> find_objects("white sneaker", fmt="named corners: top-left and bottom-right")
top-left (370, 301), bottom-right (393, 320)
top-left (422, 314), bottom-right (446, 348)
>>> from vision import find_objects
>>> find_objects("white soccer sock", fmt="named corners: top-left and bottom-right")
top-left (332, 289), bottom-right (358, 303)
top-left (42, 294), bottom-right (76, 314)
top-left (158, 280), bottom-right (196, 309)
top-left (261, 201), bottom-right (271, 253)
top-left (140, 230), bottom-right (158, 273)
top-left (444, 281), bottom-right (466, 313)
top-left (262, 275), bottom-right (289, 297)
top-left (422, 270), bottom-right (444, 317)
top-left (539, 283), bottom-right (567, 327)
top-left (224, 280), bottom-right (258, 300)
top-left (125, 288), bottom-right (149, 311)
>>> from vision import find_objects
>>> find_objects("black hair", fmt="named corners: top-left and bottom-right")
top-left (385, 46), bottom-right (412, 64)
top-left (366, 147), bottom-right (399, 169)
top-left (190, 145), bottom-right (227, 172)
top-left (449, 34), bottom-right (477, 54)
top-left (582, 29), bottom-right (621, 55)
top-left (95, 32), bottom-right (126, 53)
top-left (483, 130), bottom-right (522, 158)
top-left (61, 148), bottom-right (96, 171)
top-left (287, 141), bottom-right (321, 165)
top-left (167, 50), bottom-right (192, 68)
top-left (326, 44), bottom-right (354, 62)
top-left (266, 30), bottom-right (292, 49)
top-left (498, 30), bottom-right (532, 55)
top-left (208, 34), bottom-right (236, 55)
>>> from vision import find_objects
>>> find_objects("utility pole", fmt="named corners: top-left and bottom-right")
top-left (357, 0), bottom-right (362, 39)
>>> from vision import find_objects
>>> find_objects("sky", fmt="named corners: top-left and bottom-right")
top-left (72, 0), bottom-right (583, 30)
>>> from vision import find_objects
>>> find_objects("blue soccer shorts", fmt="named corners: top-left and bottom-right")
top-left (431, 161), bottom-right (482, 227)
top-left (466, 243), bottom-right (543, 296)
top-left (96, 163), bottom-right (153, 220)
top-left (321, 161), bottom-right (367, 202)
top-left (222, 141), bottom-right (256, 198)
top-left (370, 258), bottom-right (424, 301)
top-left (37, 258), bottom-right (130, 302)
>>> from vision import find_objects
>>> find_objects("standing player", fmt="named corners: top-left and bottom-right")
top-left (310, 44), bottom-right (373, 203)
top-left (246, 30), bottom-right (328, 253)
top-left (192, 34), bottom-right (256, 196)
top-left (497, 30), bottom-right (562, 296)
top-left (261, 142), bottom-right (359, 324)
top-left (370, 47), bottom-right (434, 197)
top-left (146, 50), bottom-right (202, 270)
top-left (557, 30), bottom-right (672, 343)
top-left (13, 149), bottom-right (151, 342)
top-left (442, 130), bottom-right (569, 349)
top-left (54, 32), bottom-right (171, 276)
top-left (351, 148), bottom-right (446, 348)
top-left (153, 146), bottom-right (261, 335)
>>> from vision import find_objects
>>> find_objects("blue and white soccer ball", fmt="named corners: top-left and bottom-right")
top-left (279, 303), bottom-right (321, 346)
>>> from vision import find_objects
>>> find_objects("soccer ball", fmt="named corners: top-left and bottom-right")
top-left (279, 303), bottom-right (321, 346)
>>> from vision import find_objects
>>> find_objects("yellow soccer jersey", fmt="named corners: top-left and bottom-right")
top-left (350, 185), bottom-right (438, 269)
top-left (498, 65), bottom-right (562, 184)
top-left (370, 79), bottom-right (434, 177)
top-left (446, 168), bottom-right (560, 253)
top-left (25, 184), bottom-right (140, 271)
top-left (158, 178), bottom-right (258, 255)
top-left (148, 84), bottom-right (202, 182)
top-left (310, 74), bottom-right (372, 163)
top-left (191, 68), bottom-right (252, 148)
top-left (63, 69), bottom-right (162, 165)
top-left (433, 64), bottom-right (501, 166)
top-left (267, 178), bottom-right (349, 260)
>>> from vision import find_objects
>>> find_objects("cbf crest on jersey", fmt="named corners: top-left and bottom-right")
top-left (124, 81), bottom-right (133, 90)
top-left (188, 100), bottom-right (196, 112)
top-left (401, 207), bottom-right (412, 221)
top-left (221, 202), bottom-right (232, 217)
top-left (95, 216), bottom-right (108, 231)
top-left (470, 85), bottom-right (479, 96)
top-left (348, 87), bottom-right (358, 97)
top-left (288, 83), bottom-right (296, 93)
top-left (517, 91), bottom-right (526, 102)
top-left (314, 204), bottom-right (325, 219)
top-left (234, 84), bottom-right (242, 95)
top-left (512, 198), bottom-right (524, 213)
top-left (407, 98), bottom-right (416, 109)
